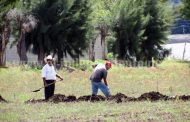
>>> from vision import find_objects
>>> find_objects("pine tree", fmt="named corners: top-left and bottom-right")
top-left (26, 0), bottom-right (73, 63)
top-left (140, 0), bottom-right (173, 64)
top-left (111, 0), bottom-right (173, 65)
top-left (62, 0), bottom-right (92, 62)
top-left (7, 9), bottom-right (38, 63)
top-left (0, 0), bottom-right (19, 66)
top-left (112, 0), bottom-right (145, 61)
top-left (88, 0), bottom-right (119, 61)
top-left (181, 0), bottom-right (190, 18)
top-left (26, 0), bottom-right (92, 63)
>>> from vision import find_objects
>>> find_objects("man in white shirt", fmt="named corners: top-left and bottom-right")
top-left (42, 55), bottom-right (63, 100)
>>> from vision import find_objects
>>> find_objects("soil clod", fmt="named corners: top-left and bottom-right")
top-left (108, 93), bottom-right (128, 103)
top-left (49, 94), bottom-right (77, 103)
top-left (138, 91), bottom-right (168, 101)
top-left (178, 95), bottom-right (190, 101)
top-left (77, 95), bottom-right (106, 102)
top-left (25, 99), bottom-right (46, 103)
top-left (26, 94), bottom-right (77, 103)
top-left (0, 95), bottom-right (8, 103)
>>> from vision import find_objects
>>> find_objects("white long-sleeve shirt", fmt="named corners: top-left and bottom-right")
top-left (42, 64), bottom-right (56, 80)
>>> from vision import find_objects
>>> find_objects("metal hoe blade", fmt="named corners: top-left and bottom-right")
top-left (32, 89), bottom-right (41, 92)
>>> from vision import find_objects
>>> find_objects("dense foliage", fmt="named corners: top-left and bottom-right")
top-left (0, 0), bottom-right (19, 66)
top-left (110, 0), bottom-right (173, 63)
top-left (25, 0), bottom-right (92, 63)
top-left (181, 0), bottom-right (190, 19)
top-left (0, 0), bottom-right (174, 66)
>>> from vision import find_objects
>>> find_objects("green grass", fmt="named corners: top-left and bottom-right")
top-left (0, 59), bottom-right (190, 122)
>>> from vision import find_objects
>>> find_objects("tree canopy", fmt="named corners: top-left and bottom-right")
top-left (109, 0), bottom-right (173, 64)
top-left (25, 0), bottom-right (92, 63)
top-left (181, 0), bottom-right (190, 19)
top-left (0, 0), bottom-right (174, 66)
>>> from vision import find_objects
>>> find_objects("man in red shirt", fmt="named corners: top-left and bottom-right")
top-left (90, 61), bottom-right (112, 97)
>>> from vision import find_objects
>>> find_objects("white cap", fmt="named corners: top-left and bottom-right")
top-left (46, 55), bottom-right (53, 60)
top-left (44, 55), bottom-right (54, 63)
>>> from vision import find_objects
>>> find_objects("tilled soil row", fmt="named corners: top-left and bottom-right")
top-left (25, 91), bottom-right (190, 103)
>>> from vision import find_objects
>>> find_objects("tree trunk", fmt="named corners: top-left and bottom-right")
top-left (99, 25), bottom-right (108, 60)
top-left (56, 50), bottom-right (64, 69)
top-left (37, 39), bottom-right (45, 64)
top-left (101, 34), bottom-right (106, 60)
top-left (0, 52), bottom-right (6, 66)
top-left (89, 39), bottom-right (96, 62)
top-left (0, 22), bottom-right (11, 66)
top-left (57, 50), bottom-right (63, 64)
top-left (147, 56), bottom-right (153, 67)
top-left (38, 47), bottom-right (45, 65)
top-left (17, 29), bottom-right (28, 63)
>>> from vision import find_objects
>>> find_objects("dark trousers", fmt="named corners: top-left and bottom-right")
top-left (44, 80), bottom-right (55, 100)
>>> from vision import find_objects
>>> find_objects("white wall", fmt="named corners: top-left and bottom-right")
top-left (163, 43), bottom-right (190, 60)
top-left (6, 42), bottom-right (38, 62)
top-left (5, 34), bottom-right (104, 62)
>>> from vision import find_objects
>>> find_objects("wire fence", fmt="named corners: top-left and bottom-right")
top-left (5, 60), bottom-right (160, 70)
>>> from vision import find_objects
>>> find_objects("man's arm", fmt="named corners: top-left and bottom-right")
top-left (56, 74), bottom-right (63, 80)
top-left (103, 70), bottom-right (108, 86)
top-left (103, 77), bottom-right (108, 86)
top-left (92, 64), bottom-right (97, 69)
top-left (43, 77), bottom-right (47, 86)
top-left (42, 66), bottom-right (47, 86)
top-left (53, 67), bottom-right (63, 80)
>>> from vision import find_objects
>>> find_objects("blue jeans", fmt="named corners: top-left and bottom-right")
top-left (91, 81), bottom-right (110, 97)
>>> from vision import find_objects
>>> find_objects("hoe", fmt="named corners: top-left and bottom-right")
top-left (32, 79), bottom-right (63, 92)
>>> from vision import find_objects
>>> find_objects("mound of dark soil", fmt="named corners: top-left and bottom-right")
top-left (25, 99), bottom-right (46, 103)
top-left (178, 95), bottom-right (190, 101)
top-left (138, 91), bottom-right (168, 101)
top-left (48, 94), bottom-right (76, 103)
top-left (108, 93), bottom-right (137, 103)
top-left (77, 95), bottom-right (106, 102)
top-left (25, 92), bottom-right (190, 103)
top-left (26, 94), bottom-right (76, 103)
top-left (108, 93), bottom-right (127, 103)
top-left (0, 95), bottom-right (8, 103)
